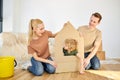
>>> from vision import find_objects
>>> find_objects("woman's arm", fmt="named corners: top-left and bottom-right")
top-left (50, 32), bottom-right (59, 38)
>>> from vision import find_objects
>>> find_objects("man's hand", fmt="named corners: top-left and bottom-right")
top-left (83, 58), bottom-right (90, 68)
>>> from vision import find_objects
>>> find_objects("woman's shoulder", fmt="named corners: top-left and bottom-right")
top-left (44, 30), bottom-right (52, 34)
top-left (44, 30), bottom-right (53, 37)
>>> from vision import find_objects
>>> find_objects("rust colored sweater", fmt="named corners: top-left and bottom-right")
top-left (28, 30), bottom-right (53, 59)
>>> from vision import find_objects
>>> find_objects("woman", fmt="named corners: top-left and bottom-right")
top-left (28, 19), bottom-right (58, 76)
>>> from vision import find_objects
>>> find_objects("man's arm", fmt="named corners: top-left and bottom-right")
top-left (84, 31), bottom-right (102, 67)
top-left (86, 40), bottom-right (101, 60)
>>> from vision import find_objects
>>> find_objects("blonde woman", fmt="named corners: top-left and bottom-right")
top-left (28, 19), bottom-right (57, 76)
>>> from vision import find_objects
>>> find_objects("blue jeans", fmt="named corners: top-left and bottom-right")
top-left (85, 52), bottom-right (100, 70)
top-left (28, 57), bottom-right (56, 76)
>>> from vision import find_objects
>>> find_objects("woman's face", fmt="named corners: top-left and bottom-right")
top-left (34, 23), bottom-right (45, 36)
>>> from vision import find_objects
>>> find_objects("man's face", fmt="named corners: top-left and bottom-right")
top-left (89, 15), bottom-right (100, 27)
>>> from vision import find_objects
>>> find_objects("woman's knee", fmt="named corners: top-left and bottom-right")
top-left (33, 68), bottom-right (44, 76)
top-left (46, 66), bottom-right (56, 74)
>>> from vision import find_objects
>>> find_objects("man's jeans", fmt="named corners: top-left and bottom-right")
top-left (85, 52), bottom-right (100, 70)
top-left (28, 57), bottom-right (56, 76)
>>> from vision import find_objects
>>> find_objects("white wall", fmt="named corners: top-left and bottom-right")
top-left (3, 0), bottom-right (14, 32)
top-left (3, 0), bottom-right (120, 58)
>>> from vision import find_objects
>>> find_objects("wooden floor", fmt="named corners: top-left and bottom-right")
top-left (0, 59), bottom-right (120, 80)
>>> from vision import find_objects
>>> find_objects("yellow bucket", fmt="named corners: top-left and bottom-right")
top-left (0, 56), bottom-right (17, 78)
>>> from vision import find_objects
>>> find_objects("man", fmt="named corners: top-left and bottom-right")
top-left (77, 12), bottom-right (102, 70)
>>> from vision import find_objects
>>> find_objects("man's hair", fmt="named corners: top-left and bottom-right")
top-left (92, 12), bottom-right (102, 23)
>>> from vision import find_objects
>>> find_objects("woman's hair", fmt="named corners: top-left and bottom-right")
top-left (64, 39), bottom-right (77, 52)
top-left (28, 19), bottom-right (43, 44)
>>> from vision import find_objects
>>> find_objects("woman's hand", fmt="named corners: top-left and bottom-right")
top-left (48, 60), bottom-right (57, 68)
top-left (33, 53), bottom-right (57, 68)
top-left (63, 22), bottom-right (68, 27)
